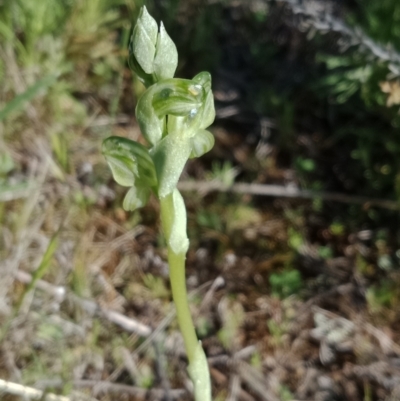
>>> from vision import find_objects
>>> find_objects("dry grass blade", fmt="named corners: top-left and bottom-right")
top-left (0, 75), bottom-right (57, 122)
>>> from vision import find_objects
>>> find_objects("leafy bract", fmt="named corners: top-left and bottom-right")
top-left (123, 186), bottom-right (151, 211)
top-left (190, 130), bottom-right (215, 159)
top-left (160, 189), bottom-right (189, 254)
top-left (102, 136), bottom-right (157, 188)
top-left (153, 23), bottom-right (178, 81)
top-left (131, 6), bottom-right (157, 75)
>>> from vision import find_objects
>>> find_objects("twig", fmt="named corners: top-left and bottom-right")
top-left (198, 275), bottom-right (225, 314)
top-left (0, 379), bottom-right (70, 401)
top-left (209, 368), bottom-right (255, 401)
top-left (227, 374), bottom-right (241, 401)
top-left (107, 279), bottom-right (219, 384)
top-left (178, 180), bottom-right (400, 210)
top-left (99, 307), bottom-right (152, 336)
top-left (16, 270), bottom-right (66, 302)
top-left (14, 270), bottom-right (152, 337)
top-left (312, 306), bottom-right (400, 355)
top-left (237, 361), bottom-right (280, 401)
top-left (153, 338), bottom-right (173, 401)
top-left (73, 380), bottom-right (186, 400)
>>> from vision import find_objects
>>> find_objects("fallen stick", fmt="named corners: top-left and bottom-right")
top-left (178, 181), bottom-right (400, 210)
top-left (73, 380), bottom-right (186, 400)
top-left (15, 270), bottom-right (152, 337)
top-left (0, 379), bottom-right (70, 401)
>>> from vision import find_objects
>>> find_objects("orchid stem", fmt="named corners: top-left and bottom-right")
top-left (160, 194), bottom-right (198, 362)
top-left (160, 193), bottom-right (211, 400)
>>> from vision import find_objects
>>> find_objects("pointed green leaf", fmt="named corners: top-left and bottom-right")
top-left (102, 136), bottom-right (157, 187)
top-left (103, 150), bottom-right (137, 187)
top-left (154, 22), bottom-right (178, 81)
top-left (189, 130), bottom-right (215, 158)
top-left (131, 6), bottom-right (158, 74)
top-left (127, 53), bottom-right (155, 87)
top-left (136, 88), bottom-right (165, 146)
top-left (123, 186), bottom-right (150, 211)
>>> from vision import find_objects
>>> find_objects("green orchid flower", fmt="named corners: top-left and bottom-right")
top-left (102, 7), bottom-right (214, 400)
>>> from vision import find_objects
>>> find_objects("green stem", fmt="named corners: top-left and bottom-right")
top-left (168, 249), bottom-right (198, 362)
top-left (160, 193), bottom-right (212, 400)
top-left (159, 196), bottom-right (198, 363)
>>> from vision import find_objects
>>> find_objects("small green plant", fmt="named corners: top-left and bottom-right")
top-left (269, 269), bottom-right (303, 299)
top-left (102, 7), bottom-right (215, 400)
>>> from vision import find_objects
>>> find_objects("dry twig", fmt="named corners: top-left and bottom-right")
top-left (178, 180), bottom-right (400, 210)
top-left (73, 380), bottom-right (186, 400)
top-left (0, 379), bottom-right (70, 401)
top-left (14, 270), bottom-right (152, 337)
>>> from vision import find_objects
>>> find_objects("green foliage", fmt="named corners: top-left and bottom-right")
top-left (217, 297), bottom-right (245, 351)
top-left (136, 362), bottom-right (155, 389)
top-left (318, 245), bottom-right (333, 260)
top-left (207, 161), bottom-right (238, 187)
top-left (0, 74), bottom-right (57, 122)
top-left (142, 274), bottom-right (170, 299)
top-left (0, 151), bottom-right (14, 176)
top-left (267, 319), bottom-right (286, 347)
top-left (195, 315), bottom-right (213, 338)
top-left (279, 385), bottom-right (294, 401)
top-left (269, 269), bottom-right (303, 299)
top-left (366, 279), bottom-right (399, 312)
top-left (347, 0), bottom-right (400, 47)
top-left (225, 204), bottom-right (261, 233)
top-left (295, 156), bottom-right (316, 173)
top-left (50, 132), bottom-right (70, 173)
top-left (330, 222), bottom-right (345, 236)
top-left (287, 228), bottom-right (304, 251)
top-left (250, 351), bottom-right (262, 370)
top-left (196, 209), bottom-right (223, 232)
